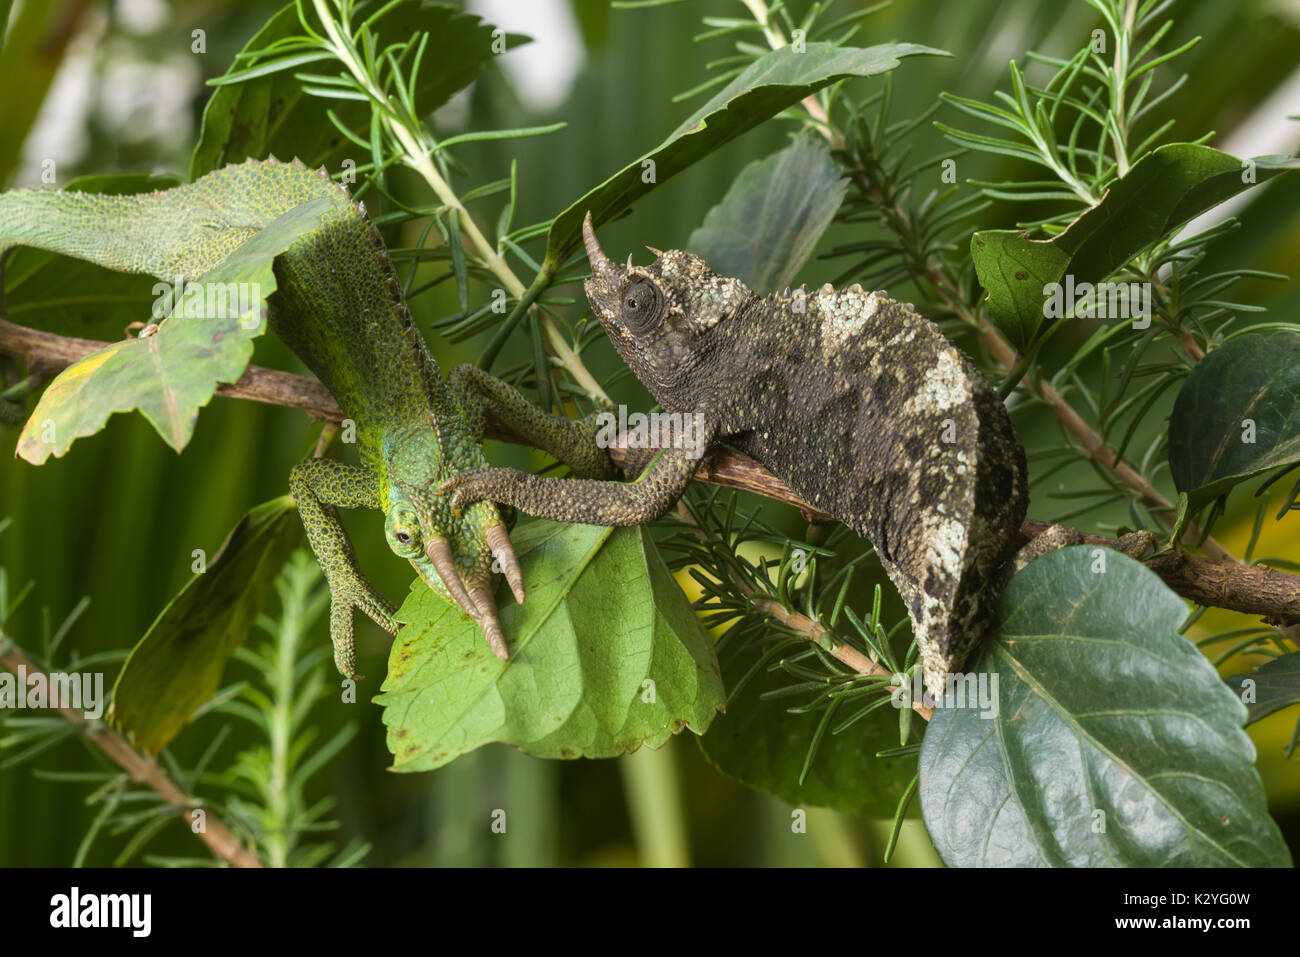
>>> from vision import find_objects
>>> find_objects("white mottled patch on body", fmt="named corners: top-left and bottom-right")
top-left (904, 348), bottom-right (968, 415)
top-left (925, 516), bottom-right (967, 584)
top-left (819, 289), bottom-right (880, 356)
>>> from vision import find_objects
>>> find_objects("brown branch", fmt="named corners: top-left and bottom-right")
top-left (4, 321), bottom-right (1298, 628)
top-left (0, 638), bottom-right (263, 868)
top-left (610, 442), bottom-right (1300, 627)
top-left (672, 503), bottom-right (933, 720)
top-left (0, 318), bottom-right (344, 422)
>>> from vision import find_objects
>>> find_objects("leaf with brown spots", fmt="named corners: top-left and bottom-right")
top-left (376, 519), bottom-right (725, 771)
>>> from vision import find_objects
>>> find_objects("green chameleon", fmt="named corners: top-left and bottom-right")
top-left (0, 157), bottom-right (615, 677)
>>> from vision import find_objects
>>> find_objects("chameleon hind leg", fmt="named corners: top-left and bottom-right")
top-left (442, 423), bottom-right (718, 527)
top-left (449, 363), bottom-right (621, 481)
top-left (447, 362), bottom-right (695, 522)
top-left (289, 458), bottom-right (395, 679)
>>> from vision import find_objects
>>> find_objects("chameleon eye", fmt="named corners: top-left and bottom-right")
top-left (395, 531), bottom-right (411, 544)
top-left (620, 279), bottom-right (662, 334)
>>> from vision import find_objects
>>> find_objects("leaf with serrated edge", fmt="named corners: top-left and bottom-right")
top-left (920, 546), bottom-right (1290, 867)
top-left (190, 2), bottom-right (529, 178)
top-left (377, 520), bottom-right (724, 771)
top-left (15, 195), bottom-right (334, 462)
top-left (972, 144), bottom-right (1296, 350)
top-left (544, 42), bottom-right (945, 271)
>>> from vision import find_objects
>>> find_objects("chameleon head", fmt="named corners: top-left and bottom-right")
top-left (386, 481), bottom-right (520, 661)
top-left (582, 211), bottom-right (751, 398)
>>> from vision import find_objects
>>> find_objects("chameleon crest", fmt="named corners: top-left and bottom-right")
top-left (447, 213), bottom-right (1029, 695)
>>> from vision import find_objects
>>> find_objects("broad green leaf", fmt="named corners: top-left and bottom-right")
top-left (1168, 332), bottom-right (1300, 509)
top-left (696, 635), bottom-right (918, 819)
top-left (191, 2), bottom-right (528, 179)
top-left (1226, 652), bottom-right (1300, 724)
top-left (687, 137), bottom-right (848, 295)
top-left (15, 195), bottom-right (334, 463)
top-left (972, 144), bottom-right (1296, 350)
top-left (543, 42), bottom-right (945, 271)
top-left (377, 520), bottom-right (724, 771)
top-left (109, 497), bottom-right (302, 754)
top-left (2, 173), bottom-right (179, 340)
top-left (920, 547), bottom-right (1289, 867)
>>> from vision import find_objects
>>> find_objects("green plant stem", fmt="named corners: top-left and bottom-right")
top-left (738, 0), bottom-right (1231, 562)
top-left (310, 0), bottom-right (610, 405)
top-left (264, 566), bottom-right (305, 868)
top-left (0, 636), bottom-right (263, 867)
top-left (620, 742), bottom-right (690, 867)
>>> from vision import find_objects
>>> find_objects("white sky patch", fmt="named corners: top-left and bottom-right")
top-left (15, 2), bottom-right (197, 186)
top-left (468, 0), bottom-right (583, 113)
top-left (117, 0), bottom-right (169, 33)
top-left (1175, 64), bottom-right (1300, 245)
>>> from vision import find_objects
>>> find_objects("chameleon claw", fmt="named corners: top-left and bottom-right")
top-left (486, 524), bottom-right (526, 604)
top-left (469, 585), bottom-right (510, 660)
top-left (426, 538), bottom-right (479, 620)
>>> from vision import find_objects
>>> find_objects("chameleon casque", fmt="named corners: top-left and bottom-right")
top-left (443, 214), bottom-right (1032, 696)
top-left (0, 158), bottom-right (619, 677)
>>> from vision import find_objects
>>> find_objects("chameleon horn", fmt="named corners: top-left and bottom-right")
top-left (486, 524), bottom-right (526, 604)
top-left (425, 538), bottom-right (479, 621)
top-left (582, 211), bottom-right (617, 277)
top-left (469, 586), bottom-right (510, 660)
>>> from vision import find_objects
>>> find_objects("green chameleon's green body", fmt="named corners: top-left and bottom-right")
top-left (0, 158), bottom-right (613, 675)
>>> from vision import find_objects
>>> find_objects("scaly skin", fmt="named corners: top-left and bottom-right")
top-left (0, 157), bottom-right (531, 676)
top-left (444, 213), bottom-right (1031, 697)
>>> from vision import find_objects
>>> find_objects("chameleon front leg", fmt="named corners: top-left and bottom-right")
top-left (449, 363), bottom-right (620, 481)
top-left (289, 458), bottom-right (395, 678)
top-left (441, 425), bottom-right (716, 526)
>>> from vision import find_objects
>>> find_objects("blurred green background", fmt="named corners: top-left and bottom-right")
top-left (1, 0), bottom-right (1297, 866)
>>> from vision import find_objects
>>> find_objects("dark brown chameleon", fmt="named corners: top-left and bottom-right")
top-left (444, 213), bottom-right (1029, 695)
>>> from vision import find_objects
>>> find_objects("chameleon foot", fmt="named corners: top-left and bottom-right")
top-left (439, 467), bottom-right (532, 516)
top-left (329, 577), bottom-right (399, 680)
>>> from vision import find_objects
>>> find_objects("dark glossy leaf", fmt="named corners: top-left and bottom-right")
top-left (1169, 331), bottom-right (1300, 509)
top-left (972, 145), bottom-right (1296, 350)
top-left (15, 195), bottom-right (334, 462)
top-left (190, 2), bottom-right (528, 178)
top-left (544, 41), bottom-right (945, 271)
top-left (920, 546), bottom-right (1289, 867)
top-left (687, 137), bottom-right (847, 295)
top-left (109, 497), bottom-right (302, 754)
top-left (1226, 652), bottom-right (1300, 724)
top-left (697, 636), bottom-right (918, 818)
top-left (377, 520), bottom-right (724, 771)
